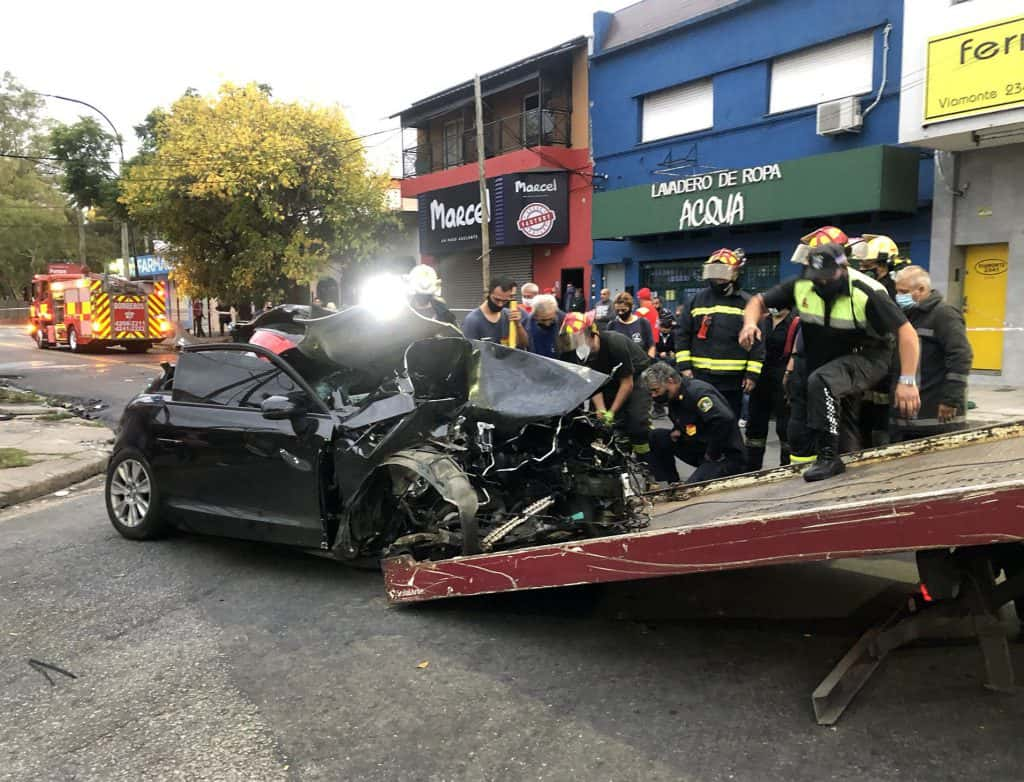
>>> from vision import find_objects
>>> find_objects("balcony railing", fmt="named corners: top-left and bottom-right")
top-left (403, 108), bottom-right (571, 178)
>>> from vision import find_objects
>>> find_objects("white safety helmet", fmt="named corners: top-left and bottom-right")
top-left (406, 264), bottom-right (440, 297)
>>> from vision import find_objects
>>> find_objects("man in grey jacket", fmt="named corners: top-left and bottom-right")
top-left (893, 265), bottom-right (973, 440)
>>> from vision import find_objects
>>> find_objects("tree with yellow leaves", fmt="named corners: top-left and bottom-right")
top-left (121, 83), bottom-right (393, 302)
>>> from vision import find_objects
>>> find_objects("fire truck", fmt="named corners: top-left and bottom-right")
top-left (28, 263), bottom-right (174, 353)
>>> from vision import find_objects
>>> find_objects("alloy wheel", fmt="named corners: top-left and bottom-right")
top-left (68, 329), bottom-right (78, 352)
top-left (109, 458), bottom-right (152, 528)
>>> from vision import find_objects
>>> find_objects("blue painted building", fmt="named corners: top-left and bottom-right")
top-left (589, 0), bottom-right (933, 307)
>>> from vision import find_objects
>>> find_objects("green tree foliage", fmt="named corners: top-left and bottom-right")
top-left (121, 82), bottom-right (394, 302)
top-left (49, 117), bottom-right (120, 213)
top-left (0, 72), bottom-right (74, 297)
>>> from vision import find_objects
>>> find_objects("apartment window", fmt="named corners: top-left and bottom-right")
top-left (641, 79), bottom-right (713, 143)
top-left (769, 30), bottom-right (874, 114)
top-left (443, 120), bottom-right (462, 168)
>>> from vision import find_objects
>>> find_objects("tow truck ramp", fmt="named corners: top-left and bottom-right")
top-left (383, 422), bottom-right (1024, 724)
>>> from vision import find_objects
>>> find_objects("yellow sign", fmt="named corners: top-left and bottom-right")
top-left (925, 15), bottom-right (1024, 123)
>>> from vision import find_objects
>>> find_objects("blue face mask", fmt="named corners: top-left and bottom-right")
top-left (895, 293), bottom-right (915, 310)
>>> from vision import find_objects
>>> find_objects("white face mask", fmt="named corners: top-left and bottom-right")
top-left (575, 342), bottom-right (591, 362)
top-left (522, 297), bottom-right (535, 309)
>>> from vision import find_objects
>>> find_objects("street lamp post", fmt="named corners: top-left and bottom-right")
top-left (40, 93), bottom-right (131, 275)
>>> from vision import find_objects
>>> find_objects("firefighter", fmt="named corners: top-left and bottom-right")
top-left (740, 240), bottom-right (921, 482)
top-left (674, 248), bottom-right (764, 417)
top-left (892, 265), bottom-right (973, 440)
top-left (406, 264), bottom-right (456, 325)
top-left (635, 287), bottom-right (660, 345)
top-left (848, 234), bottom-right (910, 445)
top-left (642, 361), bottom-right (747, 484)
top-left (745, 306), bottom-right (799, 470)
top-left (558, 311), bottom-right (651, 460)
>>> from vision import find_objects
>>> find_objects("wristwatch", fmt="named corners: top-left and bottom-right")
top-left (898, 375), bottom-right (918, 386)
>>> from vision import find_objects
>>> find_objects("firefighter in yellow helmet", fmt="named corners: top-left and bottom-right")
top-left (740, 236), bottom-right (921, 482)
top-left (673, 247), bottom-right (764, 417)
top-left (848, 234), bottom-right (907, 300)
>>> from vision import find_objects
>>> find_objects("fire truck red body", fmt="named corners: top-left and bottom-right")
top-left (27, 263), bottom-right (174, 353)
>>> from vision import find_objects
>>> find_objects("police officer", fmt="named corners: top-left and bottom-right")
top-left (558, 311), bottom-right (652, 460)
top-left (740, 240), bottom-right (921, 481)
top-left (642, 361), bottom-right (747, 484)
top-left (674, 248), bottom-right (764, 417)
top-left (893, 265), bottom-right (973, 440)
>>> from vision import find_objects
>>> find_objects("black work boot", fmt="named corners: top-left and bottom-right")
top-left (746, 446), bottom-right (766, 472)
top-left (803, 434), bottom-right (845, 482)
top-left (779, 445), bottom-right (791, 466)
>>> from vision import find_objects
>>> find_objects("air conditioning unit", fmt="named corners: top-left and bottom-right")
top-left (816, 96), bottom-right (863, 136)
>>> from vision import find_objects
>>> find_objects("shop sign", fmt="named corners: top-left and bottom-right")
top-left (418, 172), bottom-right (569, 255)
top-left (133, 254), bottom-right (172, 278)
top-left (925, 15), bottom-right (1024, 123)
top-left (592, 146), bottom-right (920, 240)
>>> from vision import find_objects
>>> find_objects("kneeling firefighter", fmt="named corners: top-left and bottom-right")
top-left (740, 240), bottom-right (921, 481)
top-left (558, 311), bottom-right (652, 460)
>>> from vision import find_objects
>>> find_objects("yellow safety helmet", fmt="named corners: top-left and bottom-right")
top-left (848, 234), bottom-right (905, 272)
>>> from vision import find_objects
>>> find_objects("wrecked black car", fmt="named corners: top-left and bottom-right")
top-left (105, 305), bottom-right (649, 562)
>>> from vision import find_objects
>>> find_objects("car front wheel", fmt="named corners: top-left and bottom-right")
top-left (68, 327), bottom-right (81, 353)
top-left (36, 328), bottom-right (49, 349)
top-left (106, 450), bottom-right (167, 540)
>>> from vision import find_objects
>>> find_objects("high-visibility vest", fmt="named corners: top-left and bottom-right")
top-left (793, 268), bottom-right (888, 340)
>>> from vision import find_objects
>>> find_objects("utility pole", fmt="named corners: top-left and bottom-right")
top-left (474, 74), bottom-right (490, 297)
top-left (76, 209), bottom-right (87, 265)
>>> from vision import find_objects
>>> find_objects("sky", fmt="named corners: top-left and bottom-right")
top-left (3, 0), bottom-right (610, 173)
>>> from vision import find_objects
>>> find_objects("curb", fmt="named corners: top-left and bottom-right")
top-left (0, 453), bottom-right (110, 508)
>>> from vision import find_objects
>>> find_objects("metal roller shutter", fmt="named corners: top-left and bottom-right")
top-left (439, 254), bottom-right (482, 313)
top-left (769, 31), bottom-right (874, 114)
top-left (490, 247), bottom-right (534, 292)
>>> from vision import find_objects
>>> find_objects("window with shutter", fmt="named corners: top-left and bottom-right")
top-left (641, 79), bottom-right (713, 143)
top-left (769, 31), bottom-right (875, 114)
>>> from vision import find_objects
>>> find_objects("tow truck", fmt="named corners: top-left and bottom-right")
top-left (28, 263), bottom-right (173, 353)
top-left (382, 422), bottom-right (1024, 725)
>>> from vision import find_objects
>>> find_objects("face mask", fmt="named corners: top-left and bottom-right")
top-left (895, 292), bottom-right (915, 310)
top-left (413, 294), bottom-right (431, 307)
top-left (486, 296), bottom-right (508, 313)
top-left (767, 307), bottom-right (780, 317)
top-left (521, 297), bottom-right (535, 310)
top-left (575, 342), bottom-right (591, 362)
top-left (651, 390), bottom-right (670, 404)
top-left (812, 276), bottom-right (846, 300)
top-left (709, 281), bottom-right (733, 296)
top-left (616, 309), bottom-right (630, 320)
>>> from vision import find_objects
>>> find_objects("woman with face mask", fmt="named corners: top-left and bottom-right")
top-left (607, 292), bottom-right (655, 358)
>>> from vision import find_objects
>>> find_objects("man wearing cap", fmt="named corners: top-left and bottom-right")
top-left (674, 248), bottom-right (764, 417)
top-left (558, 312), bottom-right (652, 460)
top-left (739, 232), bottom-right (920, 481)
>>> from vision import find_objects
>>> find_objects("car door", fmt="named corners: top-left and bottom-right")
top-left (154, 345), bottom-right (333, 548)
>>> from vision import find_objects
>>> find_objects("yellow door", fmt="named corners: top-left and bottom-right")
top-left (963, 244), bottom-right (1008, 371)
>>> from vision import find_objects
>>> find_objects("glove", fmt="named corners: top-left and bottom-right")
top-left (599, 409), bottom-right (615, 426)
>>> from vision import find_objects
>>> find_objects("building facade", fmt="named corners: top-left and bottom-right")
top-left (589, 0), bottom-right (933, 310)
top-left (397, 38), bottom-right (592, 310)
top-left (899, 1), bottom-right (1024, 384)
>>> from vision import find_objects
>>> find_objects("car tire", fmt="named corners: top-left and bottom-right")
top-left (36, 328), bottom-right (49, 349)
top-left (106, 449), bottom-right (167, 540)
top-left (68, 326), bottom-right (82, 353)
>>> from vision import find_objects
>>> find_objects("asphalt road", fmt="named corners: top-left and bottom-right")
top-left (0, 324), bottom-right (188, 425)
top-left (2, 321), bottom-right (1022, 780)
top-left (2, 487), bottom-right (1022, 781)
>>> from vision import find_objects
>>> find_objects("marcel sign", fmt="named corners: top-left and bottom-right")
top-left (650, 164), bottom-right (783, 230)
top-left (418, 172), bottom-right (568, 255)
top-left (925, 15), bottom-right (1024, 122)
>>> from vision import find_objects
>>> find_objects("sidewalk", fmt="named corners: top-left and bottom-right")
top-left (966, 385), bottom-right (1024, 425)
top-left (0, 389), bottom-right (113, 508)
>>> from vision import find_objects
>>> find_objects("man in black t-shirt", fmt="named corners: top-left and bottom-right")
top-left (558, 312), bottom-right (651, 459)
top-left (740, 242), bottom-right (920, 482)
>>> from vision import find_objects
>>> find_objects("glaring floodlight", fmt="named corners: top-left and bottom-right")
top-left (359, 273), bottom-right (407, 320)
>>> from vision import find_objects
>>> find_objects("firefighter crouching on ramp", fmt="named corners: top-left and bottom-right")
top-left (642, 361), bottom-right (747, 485)
top-left (558, 311), bottom-right (652, 461)
top-left (740, 239), bottom-right (921, 482)
top-left (674, 248), bottom-right (764, 417)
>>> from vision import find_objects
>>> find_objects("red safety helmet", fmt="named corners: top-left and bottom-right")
top-left (792, 225), bottom-right (849, 265)
top-left (702, 247), bottom-right (746, 280)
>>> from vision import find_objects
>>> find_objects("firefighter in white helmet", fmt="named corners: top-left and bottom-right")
top-left (405, 264), bottom-right (456, 325)
top-left (848, 234), bottom-right (908, 300)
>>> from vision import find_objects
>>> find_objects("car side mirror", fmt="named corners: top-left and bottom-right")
top-left (261, 395), bottom-right (304, 420)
